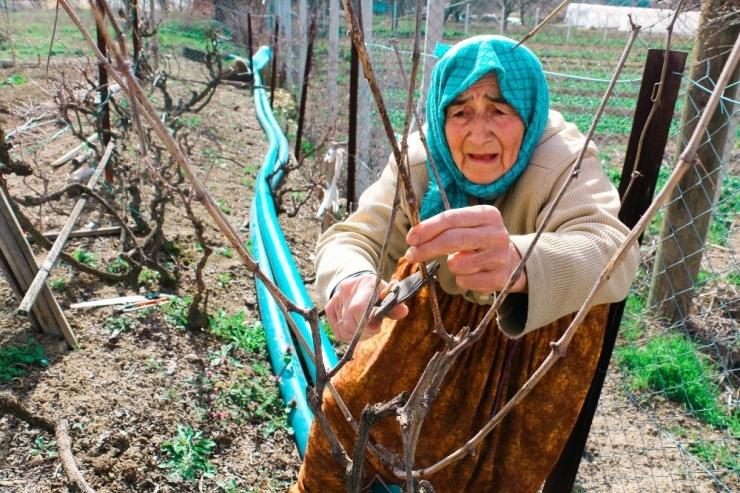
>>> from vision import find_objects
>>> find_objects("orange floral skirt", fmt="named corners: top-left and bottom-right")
top-left (292, 260), bottom-right (608, 492)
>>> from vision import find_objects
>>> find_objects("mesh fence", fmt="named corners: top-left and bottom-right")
top-left (2, 0), bottom-right (739, 490)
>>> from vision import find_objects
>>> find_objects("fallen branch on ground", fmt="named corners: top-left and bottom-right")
top-left (0, 392), bottom-right (96, 493)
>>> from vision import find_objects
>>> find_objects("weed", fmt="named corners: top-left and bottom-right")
top-left (603, 164), bottom-right (622, 188)
top-left (144, 359), bottom-right (164, 372)
top-left (106, 256), bottom-right (130, 274)
top-left (198, 357), bottom-right (288, 429)
top-left (72, 249), bottom-right (97, 266)
top-left (320, 318), bottom-right (336, 343)
top-left (207, 343), bottom-right (238, 367)
top-left (708, 175), bottom-right (740, 246)
top-left (216, 479), bottom-right (245, 493)
top-left (163, 240), bottom-right (181, 257)
top-left (209, 312), bottom-right (266, 354)
top-left (179, 115), bottom-right (202, 128)
top-left (217, 246), bottom-right (234, 259)
top-left (240, 177), bottom-right (254, 188)
top-left (49, 277), bottom-right (67, 292)
top-left (216, 273), bottom-right (231, 288)
top-left (29, 436), bottom-right (57, 458)
top-left (217, 199), bottom-right (231, 214)
top-left (725, 271), bottom-right (740, 287)
top-left (138, 268), bottom-right (161, 286)
top-left (0, 339), bottom-right (48, 381)
top-left (160, 424), bottom-right (216, 480)
top-left (2, 74), bottom-right (26, 86)
top-left (70, 422), bottom-right (85, 436)
top-left (162, 297), bottom-right (192, 329)
top-left (689, 439), bottom-right (739, 474)
top-left (104, 316), bottom-right (138, 336)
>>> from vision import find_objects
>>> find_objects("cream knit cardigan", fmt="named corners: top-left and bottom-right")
top-left (315, 110), bottom-right (640, 337)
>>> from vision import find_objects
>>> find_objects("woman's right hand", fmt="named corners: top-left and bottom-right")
top-left (325, 274), bottom-right (409, 343)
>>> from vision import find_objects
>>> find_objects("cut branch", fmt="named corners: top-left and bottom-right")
top-left (0, 392), bottom-right (96, 493)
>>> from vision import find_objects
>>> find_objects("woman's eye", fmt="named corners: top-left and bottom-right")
top-left (489, 105), bottom-right (507, 116)
top-left (448, 108), bottom-right (468, 120)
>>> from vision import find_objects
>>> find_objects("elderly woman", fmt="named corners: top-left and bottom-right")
top-left (291, 35), bottom-right (639, 492)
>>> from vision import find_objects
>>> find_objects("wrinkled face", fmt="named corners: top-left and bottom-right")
top-left (444, 73), bottom-right (525, 185)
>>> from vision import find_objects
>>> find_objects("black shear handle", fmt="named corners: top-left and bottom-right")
top-left (372, 261), bottom-right (440, 320)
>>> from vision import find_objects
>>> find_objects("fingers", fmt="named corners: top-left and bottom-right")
top-left (446, 247), bottom-right (509, 276)
top-left (453, 242), bottom-right (528, 294)
top-left (327, 275), bottom-right (389, 343)
top-left (385, 302), bottom-right (409, 320)
top-left (405, 205), bottom-right (506, 264)
top-left (406, 205), bottom-right (502, 247)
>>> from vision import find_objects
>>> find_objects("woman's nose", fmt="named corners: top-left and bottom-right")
top-left (468, 113), bottom-right (495, 144)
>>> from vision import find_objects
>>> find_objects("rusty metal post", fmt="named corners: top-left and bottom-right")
top-left (247, 11), bottom-right (254, 76)
top-left (95, 0), bottom-right (112, 184)
top-left (132, 0), bottom-right (141, 77)
top-left (270, 16), bottom-right (279, 109)
top-left (294, 16), bottom-right (316, 162)
top-left (347, 43), bottom-right (358, 211)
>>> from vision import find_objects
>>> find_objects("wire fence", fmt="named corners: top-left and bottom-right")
top-left (2, 0), bottom-right (740, 490)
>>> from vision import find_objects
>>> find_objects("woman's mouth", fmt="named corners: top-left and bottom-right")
top-left (467, 153), bottom-right (498, 162)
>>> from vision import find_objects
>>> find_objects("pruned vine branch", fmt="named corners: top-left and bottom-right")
top-left (0, 392), bottom-right (96, 493)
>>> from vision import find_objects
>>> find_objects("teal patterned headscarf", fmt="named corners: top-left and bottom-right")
top-left (420, 35), bottom-right (550, 220)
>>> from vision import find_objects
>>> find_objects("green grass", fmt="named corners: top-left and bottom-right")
top-left (550, 93), bottom-right (638, 111)
top-left (1, 74), bottom-right (26, 86)
top-left (157, 16), bottom-right (240, 56)
top-left (0, 339), bottom-right (48, 381)
top-left (617, 332), bottom-right (736, 429)
top-left (558, 111), bottom-right (634, 136)
top-left (708, 174), bottom-right (740, 246)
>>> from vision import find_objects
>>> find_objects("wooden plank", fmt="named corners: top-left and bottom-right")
top-left (0, 185), bottom-right (73, 343)
top-left (42, 226), bottom-right (122, 240)
top-left (17, 141), bottom-right (113, 318)
top-left (542, 48), bottom-right (688, 492)
top-left (0, 247), bottom-right (42, 331)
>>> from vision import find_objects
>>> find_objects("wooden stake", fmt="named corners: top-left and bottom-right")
top-left (17, 141), bottom-right (114, 320)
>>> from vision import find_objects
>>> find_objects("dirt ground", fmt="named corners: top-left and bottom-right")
top-left (0, 57), bottom-right (308, 491)
top-left (0, 55), bottom-right (736, 493)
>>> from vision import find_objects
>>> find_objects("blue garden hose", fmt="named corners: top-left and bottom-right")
top-left (249, 46), bottom-right (338, 457)
top-left (250, 47), bottom-right (401, 491)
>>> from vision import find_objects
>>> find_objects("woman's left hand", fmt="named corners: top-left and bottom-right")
top-left (404, 205), bottom-right (527, 294)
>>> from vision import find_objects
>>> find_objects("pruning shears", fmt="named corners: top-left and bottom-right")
top-left (371, 261), bottom-right (440, 320)
top-left (118, 294), bottom-right (175, 312)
